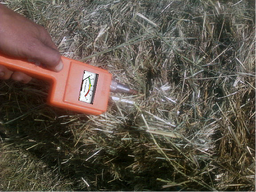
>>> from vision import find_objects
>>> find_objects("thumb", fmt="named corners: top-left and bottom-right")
top-left (26, 40), bottom-right (63, 72)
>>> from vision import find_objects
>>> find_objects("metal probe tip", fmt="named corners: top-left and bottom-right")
top-left (128, 89), bottom-right (138, 94)
top-left (110, 80), bottom-right (138, 94)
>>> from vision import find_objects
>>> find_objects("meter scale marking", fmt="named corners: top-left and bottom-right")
top-left (84, 76), bottom-right (92, 97)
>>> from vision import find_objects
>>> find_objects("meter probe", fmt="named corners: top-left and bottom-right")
top-left (0, 55), bottom-right (137, 115)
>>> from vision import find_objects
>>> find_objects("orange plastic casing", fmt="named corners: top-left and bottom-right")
top-left (0, 55), bottom-right (112, 115)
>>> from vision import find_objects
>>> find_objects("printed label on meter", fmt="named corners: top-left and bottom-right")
top-left (79, 71), bottom-right (98, 104)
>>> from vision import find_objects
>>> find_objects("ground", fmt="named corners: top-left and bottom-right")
top-left (0, 0), bottom-right (255, 191)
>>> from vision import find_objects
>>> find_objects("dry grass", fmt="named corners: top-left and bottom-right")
top-left (0, 0), bottom-right (255, 191)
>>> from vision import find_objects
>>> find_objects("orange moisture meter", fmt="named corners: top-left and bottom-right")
top-left (0, 55), bottom-right (113, 115)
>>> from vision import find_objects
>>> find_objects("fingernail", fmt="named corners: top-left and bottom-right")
top-left (54, 60), bottom-right (64, 72)
top-left (0, 71), bottom-right (4, 77)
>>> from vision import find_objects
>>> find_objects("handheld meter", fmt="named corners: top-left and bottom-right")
top-left (0, 55), bottom-right (112, 115)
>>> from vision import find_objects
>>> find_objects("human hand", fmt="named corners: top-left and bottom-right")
top-left (0, 4), bottom-right (63, 83)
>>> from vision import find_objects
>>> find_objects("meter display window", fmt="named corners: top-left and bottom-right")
top-left (79, 71), bottom-right (98, 104)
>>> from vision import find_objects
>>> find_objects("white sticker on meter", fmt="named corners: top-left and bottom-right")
top-left (79, 71), bottom-right (98, 104)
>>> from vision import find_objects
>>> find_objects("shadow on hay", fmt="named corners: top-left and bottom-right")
top-left (0, 81), bottom-right (183, 191)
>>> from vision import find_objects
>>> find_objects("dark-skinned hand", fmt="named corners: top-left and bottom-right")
top-left (0, 4), bottom-right (63, 83)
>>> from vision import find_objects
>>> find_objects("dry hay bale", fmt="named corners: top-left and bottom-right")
top-left (0, 0), bottom-right (255, 191)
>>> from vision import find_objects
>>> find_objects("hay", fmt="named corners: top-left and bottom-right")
top-left (0, 0), bottom-right (255, 191)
